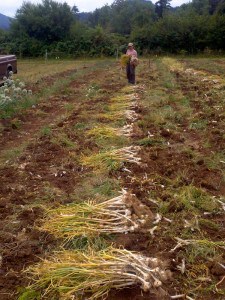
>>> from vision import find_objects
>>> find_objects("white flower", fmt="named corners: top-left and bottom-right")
top-left (19, 82), bottom-right (25, 89)
top-left (14, 87), bottom-right (21, 93)
top-left (5, 96), bottom-right (12, 102)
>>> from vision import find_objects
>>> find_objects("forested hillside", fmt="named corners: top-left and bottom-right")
top-left (0, 0), bottom-right (225, 57)
top-left (0, 13), bottom-right (11, 30)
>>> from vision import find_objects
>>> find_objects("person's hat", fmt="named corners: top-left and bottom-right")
top-left (128, 43), bottom-right (133, 47)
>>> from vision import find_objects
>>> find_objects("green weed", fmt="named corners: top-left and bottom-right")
top-left (137, 137), bottom-right (164, 147)
top-left (86, 83), bottom-right (101, 98)
top-left (204, 151), bottom-right (225, 170)
top-left (161, 185), bottom-right (219, 213)
top-left (51, 132), bottom-right (76, 148)
top-left (93, 178), bottom-right (120, 197)
top-left (1, 145), bottom-right (26, 163)
top-left (189, 119), bottom-right (208, 130)
top-left (184, 239), bottom-right (225, 263)
top-left (73, 122), bottom-right (88, 130)
top-left (199, 218), bottom-right (220, 231)
top-left (40, 126), bottom-right (52, 136)
top-left (64, 103), bottom-right (74, 112)
top-left (18, 289), bottom-right (41, 300)
top-left (66, 236), bottom-right (109, 251)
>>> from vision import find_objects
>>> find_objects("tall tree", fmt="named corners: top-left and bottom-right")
top-left (216, 0), bottom-right (225, 14)
top-left (11, 0), bottom-right (74, 43)
top-left (155, 0), bottom-right (171, 18)
top-left (191, 0), bottom-right (209, 14)
top-left (209, 0), bottom-right (221, 14)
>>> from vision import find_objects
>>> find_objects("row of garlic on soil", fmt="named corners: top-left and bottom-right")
top-left (160, 58), bottom-right (225, 298)
top-left (162, 57), bottom-right (225, 89)
top-left (21, 85), bottom-right (173, 299)
top-left (164, 57), bottom-right (225, 127)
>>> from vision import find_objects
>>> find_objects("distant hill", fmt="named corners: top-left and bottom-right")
top-left (0, 13), bottom-right (12, 30)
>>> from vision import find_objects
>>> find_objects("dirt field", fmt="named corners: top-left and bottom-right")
top-left (0, 57), bottom-right (224, 300)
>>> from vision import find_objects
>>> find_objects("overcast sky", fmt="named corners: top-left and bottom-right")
top-left (1, 0), bottom-right (190, 18)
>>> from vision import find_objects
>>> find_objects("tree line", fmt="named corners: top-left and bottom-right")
top-left (0, 0), bottom-right (225, 57)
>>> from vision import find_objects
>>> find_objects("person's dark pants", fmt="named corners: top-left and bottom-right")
top-left (126, 63), bottom-right (135, 84)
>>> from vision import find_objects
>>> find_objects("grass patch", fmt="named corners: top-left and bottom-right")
top-left (180, 238), bottom-right (225, 263)
top-left (40, 126), bottom-right (52, 136)
top-left (15, 59), bottom-right (87, 83)
top-left (0, 143), bottom-right (27, 163)
top-left (0, 60), bottom-right (107, 119)
top-left (85, 83), bottom-right (101, 98)
top-left (73, 122), bottom-right (88, 130)
top-left (92, 179), bottom-right (120, 197)
top-left (67, 235), bottom-right (109, 251)
top-left (189, 119), bottom-right (208, 130)
top-left (137, 137), bottom-right (165, 147)
top-left (64, 103), bottom-right (75, 113)
top-left (199, 218), bottom-right (220, 231)
top-left (51, 132), bottom-right (76, 148)
top-left (160, 185), bottom-right (219, 213)
top-left (68, 176), bottom-right (120, 203)
top-left (204, 150), bottom-right (225, 170)
top-left (18, 289), bottom-right (41, 300)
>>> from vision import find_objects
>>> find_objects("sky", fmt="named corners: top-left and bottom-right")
top-left (1, 0), bottom-right (190, 18)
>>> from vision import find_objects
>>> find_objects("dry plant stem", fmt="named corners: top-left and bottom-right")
top-left (42, 190), bottom-right (153, 240)
top-left (81, 146), bottom-right (141, 170)
top-left (109, 101), bottom-right (139, 111)
top-left (88, 124), bottom-right (134, 138)
top-left (117, 124), bottom-right (134, 137)
top-left (125, 109), bottom-right (139, 121)
top-left (170, 237), bottom-right (225, 252)
top-left (27, 247), bottom-right (171, 299)
top-left (112, 146), bottom-right (141, 164)
top-left (217, 199), bottom-right (225, 211)
top-left (170, 295), bottom-right (195, 300)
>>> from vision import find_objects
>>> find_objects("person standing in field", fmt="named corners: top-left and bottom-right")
top-left (126, 43), bottom-right (138, 85)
